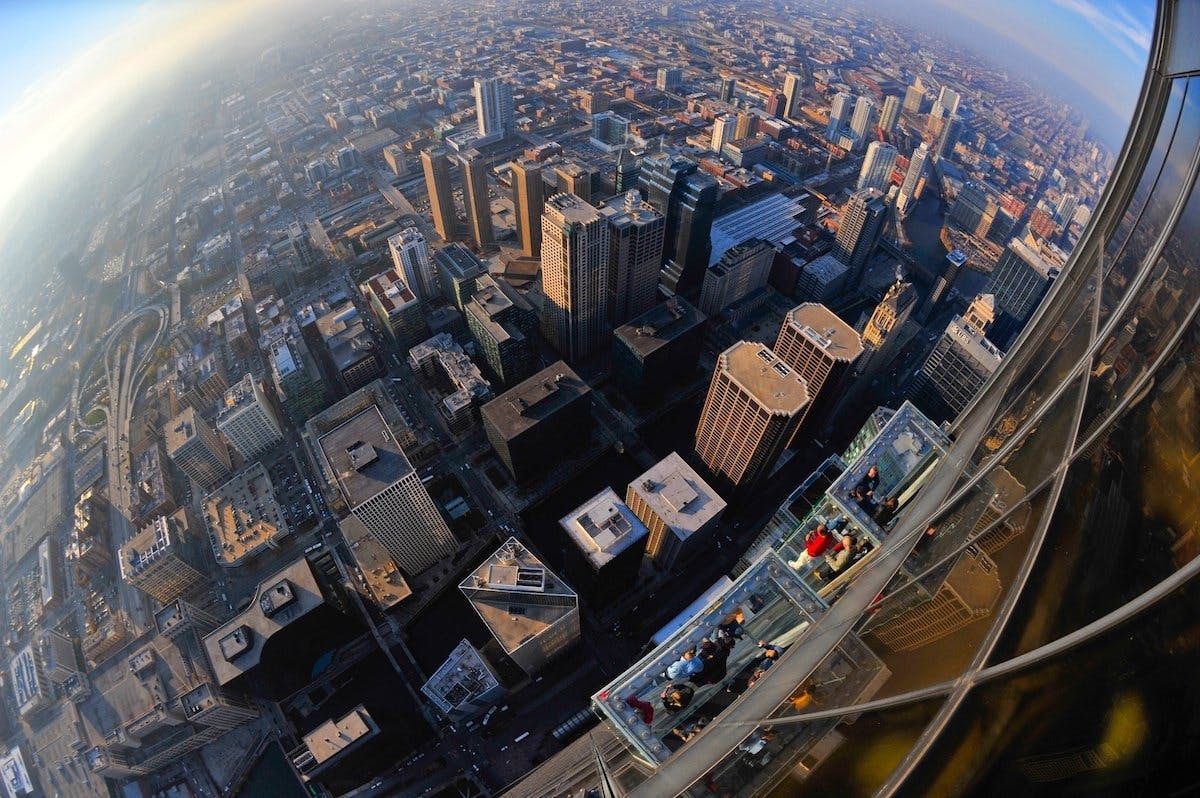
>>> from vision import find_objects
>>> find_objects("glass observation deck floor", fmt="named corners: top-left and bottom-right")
top-left (592, 553), bottom-right (828, 765)
top-left (774, 402), bottom-right (950, 595)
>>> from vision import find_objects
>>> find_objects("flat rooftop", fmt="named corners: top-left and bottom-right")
top-left (118, 510), bottom-right (188, 582)
top-left (460, 538), bottom-right (577, 657)
top-left (543, 192), bottom-right (601, 226)
top-left (202, 557), bottom-right (326, 685)
top-left (628, 452), bottom-right (726, 542)
top-left (559, 487), bottom-right (648, 571)
top-left (784, 302), bottom-right (865, 363)
top-left (317, 404), bottom-right (415, 509)
top-left (614, 297), bottom-right (706, 358)
top-left (719, 341), bottom-right (810, 415)
top-left (340, 516), bottom-right (412, 610)
top-left (433, 243), bottom-right (486, 279)
top-left (202, 463), bottom-right (290, 567)
top-left (480, 361), bottom-right (590, 441)
top-left (301, 705), bottom-right (379, 767)
top-left (421, 639), bottom-right (501, 715)
top-left (164, 406), bottom-right (206, 455)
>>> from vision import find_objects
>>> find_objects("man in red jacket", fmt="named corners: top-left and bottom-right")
top-left (788, 523), bottom-right (833, 569)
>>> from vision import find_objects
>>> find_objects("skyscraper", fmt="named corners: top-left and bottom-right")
top-left (879, 94), bottom-right (901, 135)
top-left (903, 78), bottom-right (925, 114)
top-left (897, 141), bottom-right (931, 215)
top-left (640, 152), bottom-right (718, 298)
top-left (718, 75), bottom-right (736, 103)
top-left (510, 158), bottom-right (545, 258)
top-left (773, 303), bottom-right (863, 434)
top-left (766, 91), bottom-right (787, 119)
top-left (934, 114), bottom-right (962, 159)
top-left (698, 238), bottom-right (773, 317)
top-left (387, 226), bottom-right (436, 301)
top-left (694, 341), bottom-right (809, 491)
top-left (986, 238), bottom-right (1060, 347)
top-left (857, 141), bottom-right (899, 192)
top-left (614, 148), bottom-right (640, 194)
top-left (474, 76), bottom-right (514, 139)
top-left (540, 193), bottom-right (611, 363)
top-left (465, 273), bottom-right (538, 388)
top-left (460, 538), bottom-right (580, 676)
top-left (949, 181), bottom-right (998, 238)
top-left (711, 112), bottom-right (736, 156)
top-left (460, 149), bottom-right (495, 251)
top-left (656, 67), bottom-right (682, 92)
top-left (602, 190), bottom-right (666, 326)
top-left (782, 72), bottom-right (805, 119)
top-left (165, 408), bottom-right (231, 491)
top-left (826, 92), bottom-right (853, 144)
top-left (832, 187), bottom-right (887, 287)
top-left (849, 95), bottom-right (876, 150)
top-left (420, 146), bottom-right (459, 242)
top-left (317, 405), bottom-right (458, 574)
top-left (554, 161), bottom-right (594, 202)
top-left (931, 85), bottom-right (961, 119)
top-left (216, 374), bottom-right (284, 460)
top-left (118, 511), bottom-right (209, 604)
top-left (855, 276), bottom-right (918, 377)
top-left (909, 301), bottom-right (1004, 423)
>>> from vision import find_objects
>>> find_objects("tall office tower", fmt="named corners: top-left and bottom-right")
top-left (782, 72), bottom-right (805, 119)
top-left (879, 94), bottom-right (901, 135)
top-left (382, 144), bottom-right (407, 178)
top-left (614, 148), bottom-right (640, 194)
top-left (656, 67), bottom-right (682, 92)
top-left (474, 76), bottom-right (514, 139)
top-left (420, 146), bottom-right (459, 242)
top-left (540, 193), bottom-right (612, 363)
top-left (602, 190), bottom-right (666, 326)
top-left (826, 92), bottom-right (853, 144)
top-left (849, 95), bottom-right (876, 150)
top-left (774, 303), bottom-right (863, 433)
top-left (387, 226), bottom-right (436, 300)
top-left (950, 181), bottom-right (998, 238)
top-left (612, 297), bottom-right (706, 400)
top-left (510, 158), bottom-right (545, 258)
top-left (934, 114), bottom-right (962, 159)
top-left (118, 511), bottom-right (208, 604)
top-left (832, 187), bottom-right (887, 287)
top-left (165, 407), bottom-right (231, 491)
top-left (909, 306), bottom-right (1004, 423)
top-left (1055, 192), bottom-right (1078, 224)
top-left (698, 238), bottom-right (774, 317)
top-left (554, 161), bottom-right (594, 202)
top-left (460, 150), bottom-right (495, 251)
top-left (931, 85), bottom-right (961, 119)
top-left (216, 374), bottom-right (283, 460)
top-left (897, 141), bottom-right (931, 215)
top-left (734, 111), bottom-right (753, 140)
top-left (361, 266), bottom-right (429, 350)
top-left (626, 451), bottom-right (727, 569)
top-left (766, 91), bottom-right (787, 118)
top-left (917, 248), bottom-right (968, 323)
top-left (986, 238), bottom-right (1059, 347)
top-left (460, 538), bottom-right (580, 676)
top-left (857, 141), bottom-right (899, 191)
top-left (711, 113), bottom-right (737, 156)
top-left (180, 684), bottom-right (259, 733)
top-left (719, 75), bottom-right (736, 103)
top-left (466, 273), bottom-right (539, 388)
top-left (855, 276), bottom-right (918, 377)
top-left (962, 292), bottom-right (996, 332)
top-left (639, 152), bottom-right (719, 298)
top-left (694, 341), bottom-right (810, 491)
top-left (433, 242), bottom-right (486, 312)
top-left (903, 78), bottom-right (925, 114)
top-left (317, 405), bottom-right (459, 574)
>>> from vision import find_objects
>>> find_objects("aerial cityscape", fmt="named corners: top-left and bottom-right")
top-left (2, 1), bottom-right (1199, 797)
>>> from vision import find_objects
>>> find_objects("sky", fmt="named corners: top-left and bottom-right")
top-left (918, 0), bottom-right (1156, 147)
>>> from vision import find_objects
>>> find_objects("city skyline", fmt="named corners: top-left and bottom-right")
top-left (0, 1), bottom-right (1188, 797)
